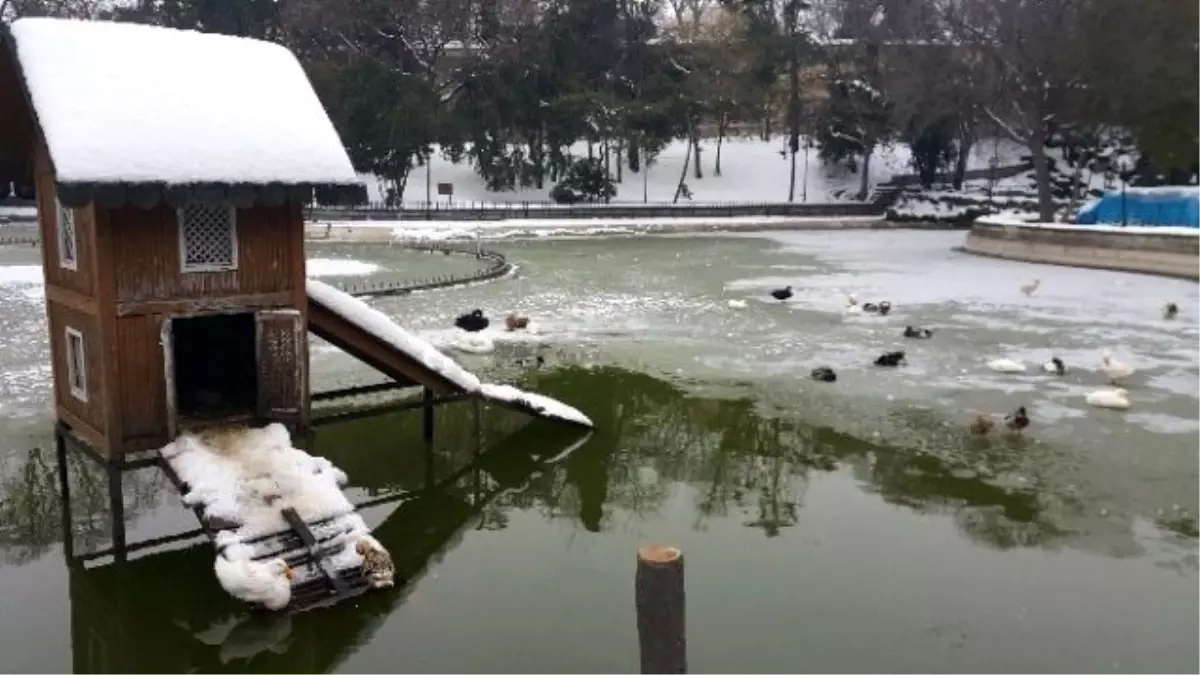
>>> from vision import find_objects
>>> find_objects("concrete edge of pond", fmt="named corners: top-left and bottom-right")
top-left (961, 221), bottom-right (1200, 281)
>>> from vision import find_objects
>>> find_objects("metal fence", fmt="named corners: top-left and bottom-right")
top-left (328, 240), bottom-right (512, 298)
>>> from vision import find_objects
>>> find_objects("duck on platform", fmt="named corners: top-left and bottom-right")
top-left (355, 534), bottom-right (395, 588)
top-left (874, 350), bottom-right (906, 367)
top-left (903, 325), bottom-right (933, 339)
top-left (214, 538), bottom-right (295, 611)
top-left (810, 366), bottom-right (837, 382)
top-left (455, 309), bottom-right (489, 332)
top-left (771, 286), bottom-right (793, 301)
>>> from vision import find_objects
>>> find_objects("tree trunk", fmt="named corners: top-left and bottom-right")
top-left (616, 136), bottom-right (624, 183)
top-left (588, 138), bottom-right (594, 160)
top-left (715, 112), bottom-right (726, 177)
top-left (674, 136), bottom-right (693, 204)
top-left (603, 136), bottom-right (611, 181)
top-left (629, 139), bottom-right (641, 173)
top-left (857, 146), bottom-right (873, 201)
top-left (788, 147), bottom-right (797, 203)
top-left (952, 134), bottom-right (972, 190)
top-left (692, 128), bottom-right (703, 180)
top-left (644, 158), bottom-right (651, 203)
top-left (1029, 129), bottom-right (1055, 221)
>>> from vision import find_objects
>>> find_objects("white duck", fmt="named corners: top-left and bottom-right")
top-left (1020, 278), bottom-right (1041, 296)
top-left (727, 299), bottom-right (748, 309)
top-left (987, 358), bottom-right (1027, 373)
top-left (1099, 350), bottom-right (1135, 383)
top-left (844, 294), bottom-right (863, 316)
top-left (1086, 387), bottom-right (1130, 410)
top-left (214, 538), bottom-right (294, 611)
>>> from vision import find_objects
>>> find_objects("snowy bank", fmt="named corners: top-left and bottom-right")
top-left (306, 279), bottom-right (594, 427)
top-left (964, 216), bottom-right (1199, 280)
top-left (308, 215), bottom-right (887, 243)
top-left (160, 423), bottom-right (384, 609)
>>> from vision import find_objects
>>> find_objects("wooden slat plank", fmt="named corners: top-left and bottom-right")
top-left (281, 506), bottom-right (350, 595)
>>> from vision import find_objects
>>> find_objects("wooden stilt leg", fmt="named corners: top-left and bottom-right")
top-left (56, 427), bottom-right (74, 563)
top-left (107, 462), bottom-right (127, 563)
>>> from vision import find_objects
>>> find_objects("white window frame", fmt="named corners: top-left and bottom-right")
top-left (64, 326), bottom-right (87, 403)
top-left (56, 199), bottom-right (77, 270)
top-left (177, 202), bottom-right (238, 273)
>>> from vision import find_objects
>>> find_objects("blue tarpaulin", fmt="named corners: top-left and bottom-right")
top-left (1076, 187), bottom-right (1200, 228)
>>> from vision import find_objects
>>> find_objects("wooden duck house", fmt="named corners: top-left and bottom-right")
top-left (0, 18), bottom-right (362, 458)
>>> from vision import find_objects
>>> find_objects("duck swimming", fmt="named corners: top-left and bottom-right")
top-left (1020, 278), bottom-right (1041, 297)
top-left (969, 414), bottom-right (995, 435)
top-left (1163, 302), bottom-right (1179, 319)
top-left (903, 325), bottom-right (933, 339)
top-left (1099, 350), bottom-right (1135, 384)
top-left (505, 314), bottom-right (530, 331)
top-left (874, 350), bottom-right (906, 367)
top-left (1042, 356), bottom-right (1066, 375)
top-left (771, 286), bottom-right (793, 301)
top-left (810, 366), bottom-right (837, 382)
top-left (1086, 387), bottom-right (1130, 410)
top-left (455, 309), bottom-right (489, 332)
top-left (1004, 406), bottom-right (1030, 434)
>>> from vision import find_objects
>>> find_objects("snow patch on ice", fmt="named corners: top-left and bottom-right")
top-left (306, 258), bottom-right (382, 278)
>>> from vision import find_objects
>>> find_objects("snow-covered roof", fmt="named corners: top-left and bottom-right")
top-left (6, 18), bottom-right (359, 190)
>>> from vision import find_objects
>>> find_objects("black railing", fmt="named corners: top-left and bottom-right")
top-left (327, 240), bottom-right (512, 298)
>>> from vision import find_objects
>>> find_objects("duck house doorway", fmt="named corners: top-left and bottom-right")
top-left (166, 312), bottom-right (258, 430)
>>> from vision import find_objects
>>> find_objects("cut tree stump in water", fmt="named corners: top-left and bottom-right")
top-left (635, 545), bottom-right (687, 674)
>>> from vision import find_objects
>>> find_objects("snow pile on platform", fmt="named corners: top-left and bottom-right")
top-left (9, 17), bottom-right (358, 186)
top-left (161, 424), bottom-right (384, 607)
top-left (306, 279), bottom-right (593, 428)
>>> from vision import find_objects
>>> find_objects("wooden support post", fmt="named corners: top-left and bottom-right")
top-left (422, 386), bottom-right (435, 444)
top-left (635, 546), bottom-right (687, 674)
top-left (107, 462), bottom-right (127, 563)
top-left (55, 427), bottom-right (74, 563)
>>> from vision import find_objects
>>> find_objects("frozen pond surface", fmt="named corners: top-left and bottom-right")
top-left (0, 230), bottom-right (1196, 673)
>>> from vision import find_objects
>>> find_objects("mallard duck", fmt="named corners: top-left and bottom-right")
top-left (878, 300), bottom-right (892, 316)
top-left (1086, 387), bottom-right (1130, 409)
top-left (505, 314), bottom-right (530, 331)
top-left (1004, 406), bottom-right (1030, 434)
top-left (454, 309), bottom-right (489, 332)
top-left (1020, 278), bottom-right (1040, 296)
top-left (1099, 351), bottom-right (1135, 383)
top-left (987, 358), bottom-right (1027, 373)
top-left (969, 414), bottom-right (995, 435)
top-left (355, 535), bottom-right (395, 588)
top-left (1042, 356), bottom-right (1065, 375)
top-left (770, 286), bottom-right (793, 301)
top-left (810, 366), bottom-right (837, 382)
top-left (903, 325), bottom-right (933, 339)
top-left (727, 299), bottom-right (748, 309)
top-left (874, 350), bottom-right (906, 367)
top-left (1163, 302), bottom-right (1179, 320)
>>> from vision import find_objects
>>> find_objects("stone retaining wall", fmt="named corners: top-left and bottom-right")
top-left (963, 221), bottom-right (1199, 280)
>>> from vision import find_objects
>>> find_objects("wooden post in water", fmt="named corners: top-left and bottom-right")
top-left (422, 387), bottom-right (435, 444)
top-left (635, 546), bottom-right (687, 674)
top-left (55, 428), bottom-right (74, 562)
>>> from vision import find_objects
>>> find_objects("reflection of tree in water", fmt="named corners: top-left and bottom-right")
top-left (512, 366), bottom-right (1069, 550)
top-left (0, 444), bottom-right (167, 565)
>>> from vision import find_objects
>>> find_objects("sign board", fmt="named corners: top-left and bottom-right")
top-left (437, 182), bottom-right (454, 197)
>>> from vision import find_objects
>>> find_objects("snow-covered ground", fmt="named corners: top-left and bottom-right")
top-left (318, 214), bottom-right (884, 242)
top-left (979, 212), bottom-right (1199, 236)
top-left (361, 137), bottom-right (1027, 206)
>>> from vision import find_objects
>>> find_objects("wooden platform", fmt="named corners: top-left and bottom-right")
top-left (158, 453), bottom-right (376, 613)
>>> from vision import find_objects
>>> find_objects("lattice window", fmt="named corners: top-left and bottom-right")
top-left (65, 326), bottom-right (87, 402)
top-left (57, 199), bottom-right (77, 270)
top-left (178, 202), bottom-right (238, 272)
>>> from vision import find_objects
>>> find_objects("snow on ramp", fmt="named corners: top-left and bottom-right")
top-left (306, 279), bottom-right (593, 428)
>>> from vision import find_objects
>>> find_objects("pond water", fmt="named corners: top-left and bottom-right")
top-left (0, 230), bottom-right (1196, 673)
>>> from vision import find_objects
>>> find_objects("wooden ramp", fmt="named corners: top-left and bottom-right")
top-left (306, 280), bottom-right (593, 429)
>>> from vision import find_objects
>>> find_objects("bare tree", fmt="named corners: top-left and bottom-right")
top-left (935, 0), bottom-right (1093, 221)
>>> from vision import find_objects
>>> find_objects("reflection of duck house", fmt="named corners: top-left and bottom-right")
top-left (8, 17), bottom-right (593, 612)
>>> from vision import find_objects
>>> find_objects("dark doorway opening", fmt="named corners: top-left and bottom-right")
top-left (171, 313), bottom-right (257, 422)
